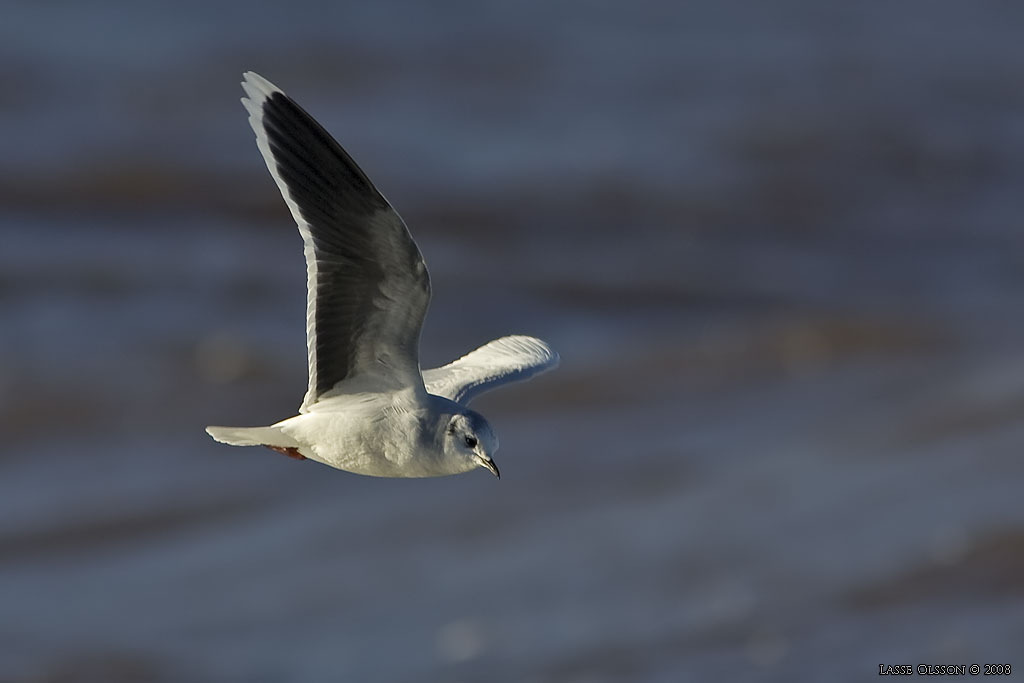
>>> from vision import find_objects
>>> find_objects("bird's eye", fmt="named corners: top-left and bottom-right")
top-left (464, 435), bottom-right (478, 448)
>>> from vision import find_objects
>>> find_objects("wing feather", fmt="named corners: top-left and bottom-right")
top-left (240, 72), bottom-right (430, 411)
top-left (423, 336), bottom-right (559, 405)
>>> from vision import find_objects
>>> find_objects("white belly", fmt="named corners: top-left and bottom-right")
top-left (273, 398), bottom-right (449, 478)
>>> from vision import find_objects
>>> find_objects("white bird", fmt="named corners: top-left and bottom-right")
top-left (205, 72), bottom-right (559, 479)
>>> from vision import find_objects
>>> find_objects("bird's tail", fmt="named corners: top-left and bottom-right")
top-left (205, 425), bottom-right (297, 448)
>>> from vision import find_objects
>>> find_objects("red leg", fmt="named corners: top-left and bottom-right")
top-left (264, 445), bottom-right (306, 460)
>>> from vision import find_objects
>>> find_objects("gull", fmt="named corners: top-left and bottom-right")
top-left (205, 72), bottom-right (559, 479)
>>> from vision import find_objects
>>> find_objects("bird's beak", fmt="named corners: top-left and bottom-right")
top-left (476, 454), bottom-right (500, 479)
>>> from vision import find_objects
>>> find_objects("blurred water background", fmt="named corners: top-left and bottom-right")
top-left (2, 1), bottom-right (1024, 681)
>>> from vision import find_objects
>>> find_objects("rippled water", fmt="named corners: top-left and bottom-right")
top-left (2, 2), bottom-right (1024, 681)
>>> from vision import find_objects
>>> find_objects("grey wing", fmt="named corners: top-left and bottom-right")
top-left (241, 72), bottom-right (431, 412)
top-left (423, 336), bottom-right (559, 405)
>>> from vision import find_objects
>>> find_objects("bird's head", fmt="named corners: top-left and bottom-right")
top-left (444, 410), bottom-right (499, 478)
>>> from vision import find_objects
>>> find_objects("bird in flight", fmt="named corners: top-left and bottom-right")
top-left (205, 72), bottom-right (559, 479)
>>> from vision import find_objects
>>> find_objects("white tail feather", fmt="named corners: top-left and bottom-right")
top-left (205, 425), bottom-right (297, 448)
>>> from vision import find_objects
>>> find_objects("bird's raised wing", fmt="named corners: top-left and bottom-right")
top-left (241, 72), bottom-right (431, 411)
top-left (423, 336), bottom-right (559, 405)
